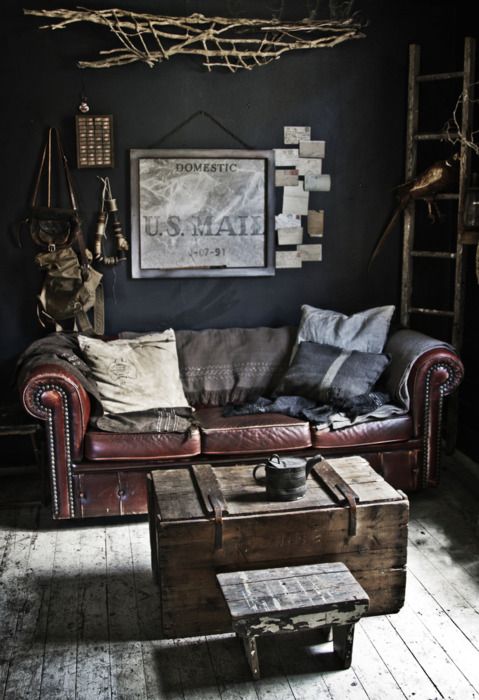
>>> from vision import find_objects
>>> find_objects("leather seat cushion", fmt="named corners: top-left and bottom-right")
top-left (312, 415), bottom-right (413, 449)
top-left (84, 427), bottom-right (201, 461)
top-left (196, 407), bottom-right (311, 455)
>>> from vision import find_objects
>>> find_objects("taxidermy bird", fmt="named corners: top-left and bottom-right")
top-left (368, 153), bottom-right (460, 269)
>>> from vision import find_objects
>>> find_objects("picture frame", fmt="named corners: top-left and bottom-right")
top-left (130, 148), bottom-right (275, 278)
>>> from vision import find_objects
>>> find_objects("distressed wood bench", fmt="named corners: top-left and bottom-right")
top-left (217, 562), bottom-right (369, 679)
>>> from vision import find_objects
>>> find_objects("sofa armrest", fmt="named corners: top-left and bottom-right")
top-left (21, 363), bottom-right (92, 454)
top-left (20, 363), bottom-right (92, 519)
top-left (385, 328), bottom-right (464, 487)
top-left (407, 347), bottom-right (463, 435)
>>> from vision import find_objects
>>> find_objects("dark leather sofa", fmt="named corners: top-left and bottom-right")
top-left (20, 326), bottom-right (464, 520)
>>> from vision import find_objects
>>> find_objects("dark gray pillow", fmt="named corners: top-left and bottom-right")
top-left (274, 341), bottom-right (391, 403)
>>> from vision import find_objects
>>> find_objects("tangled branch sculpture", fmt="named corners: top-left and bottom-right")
top-left (444, 82), bottom-right (479, 156)
top-left (24, 7), bottom-right (366, 71)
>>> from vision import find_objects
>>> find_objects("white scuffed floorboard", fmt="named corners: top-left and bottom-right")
top-left (0, 457), bottom-right (479, 699)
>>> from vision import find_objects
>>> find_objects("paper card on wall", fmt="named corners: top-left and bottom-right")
top-left (307, 210), bottom-right (324, 237)
top-left (275, 213), bottom-right (301, 230)
top-left (283, 183), bottom-right (309, 216)
top-left (298, 244), bottom-right (323, 262)
top-left (277, 227), bottom-right (303, 245)
top-left (276, 250), bottom-right (302, 268)
top-left (297, 158), bottom-right (323, 176)
top-left (304, 174), bottom-right (331, 192)
top-left (284, 126), bottom-right (311, 144)
top-left (275, 169), bottom-right (299, 187)
top-left (299, 140), bottom-right (326, 158)
top-left (274, 148), bottom-right (299, 166)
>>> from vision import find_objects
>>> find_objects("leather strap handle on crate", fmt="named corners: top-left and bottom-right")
top-left (190, 465), bottom-right (228, 550)
top-left (312, 460), bottom-right (359, 536)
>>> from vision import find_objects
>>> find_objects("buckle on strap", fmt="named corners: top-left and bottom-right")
top-left (336, 484), bottom-right (358, 536)
top-left (209, 495), bottom-right (225, 550)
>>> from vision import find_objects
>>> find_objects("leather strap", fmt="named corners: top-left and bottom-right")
top-left (190, 464), bottom-right (228, 550)
top-left (93, 283), bottom-right (105, 335)
top-left (52, 129), bottom-right (90, 274)
top-left (312, 459), bottom-right (359, 537)
top-left (31, 128), bottom-right (90, 269)
top-left (336, 484), bottom-right (358, 537)
top-left (209, 495), bottom-right (225, 550)
top-left (74, 309), bottom-right (93, 334)
top-left (31, 137), bottom-right (49, 207)
top-left (32, 128), bottom-right (77, 210)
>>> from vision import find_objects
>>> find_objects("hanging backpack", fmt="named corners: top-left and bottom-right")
top-left (27, 127), bottom-right (104, 334)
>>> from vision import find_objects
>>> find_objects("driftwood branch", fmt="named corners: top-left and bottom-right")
top-left (23, 7), bottom-right (366, 71)
top-left (444, 82), bottom-right (479, 156)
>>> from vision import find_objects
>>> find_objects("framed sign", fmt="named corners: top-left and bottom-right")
top-left (130, 149), bottom-right (275, 277)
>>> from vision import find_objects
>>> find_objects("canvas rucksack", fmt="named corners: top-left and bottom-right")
top-left (27, 127), bottom-right (104, 334)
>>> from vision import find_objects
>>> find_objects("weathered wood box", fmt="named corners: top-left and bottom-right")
top-left (147, 456), bottom-right (409, 638)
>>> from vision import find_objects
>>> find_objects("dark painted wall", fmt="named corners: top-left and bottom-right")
top-left (0, 1), bottom-right (474, 405)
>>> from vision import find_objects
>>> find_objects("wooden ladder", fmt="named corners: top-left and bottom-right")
top-left (401, 37), bottom-right (476, 352)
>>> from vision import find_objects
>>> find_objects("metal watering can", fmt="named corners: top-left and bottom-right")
top-left (253, 453), bottom-right (323, 501)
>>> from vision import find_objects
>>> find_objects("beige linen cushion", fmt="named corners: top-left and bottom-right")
top-left (78, 330), bottom-right (190, 414)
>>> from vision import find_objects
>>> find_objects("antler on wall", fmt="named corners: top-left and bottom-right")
top-left (23, 7), bottom-right (366, 71)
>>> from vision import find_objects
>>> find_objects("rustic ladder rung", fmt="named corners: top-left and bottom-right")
top-left (461, 230), bottom-right (479, 244)
top-left (409, 307), bottom-right (455, 317)
top-left (435, 193), bottom-right (459, 200)
top-left (414, 132), bottom-right (459, 141)
top-left (416, 71), bottom-right (464, 82)
top-left (411, 251), bottom-right (456, 259)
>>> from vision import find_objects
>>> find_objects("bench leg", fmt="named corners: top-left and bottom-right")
top-left (332, 623), bottom-right (355, 669)
top-left (317, 625), bottom-right (332, 643)
top-left (241, 634), bottom-right (260, 680)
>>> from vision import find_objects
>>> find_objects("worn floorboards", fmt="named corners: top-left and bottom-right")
top-left (0, 455), bottom-right (478, 700)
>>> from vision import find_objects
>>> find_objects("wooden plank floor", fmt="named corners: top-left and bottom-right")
top-left (0, 456), bottom-right (478, 699)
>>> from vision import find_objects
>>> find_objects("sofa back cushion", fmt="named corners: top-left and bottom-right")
top-left (296, 304), bottom-right (395, 354)
top-left (176, 327), bottom-right (296, 406)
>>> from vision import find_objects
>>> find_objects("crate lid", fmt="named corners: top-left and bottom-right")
top-left (150, 455), bottom-right (406, 522)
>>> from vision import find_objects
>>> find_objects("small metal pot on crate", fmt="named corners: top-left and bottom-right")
top-left (253, 453), bottom-right (323, 501)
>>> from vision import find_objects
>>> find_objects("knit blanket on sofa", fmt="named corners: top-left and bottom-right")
top-left (222, 329), bottom-right (453, 429)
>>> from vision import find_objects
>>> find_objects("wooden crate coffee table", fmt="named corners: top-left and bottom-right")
top-left (147, 455), bottom-right (409, 638)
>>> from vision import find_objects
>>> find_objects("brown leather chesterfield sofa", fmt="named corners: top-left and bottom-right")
top-left (19, 324), bottom-right (463, 520)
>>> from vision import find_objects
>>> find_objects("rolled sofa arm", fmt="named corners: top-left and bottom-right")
top-left (385, 329), bottom-right (464, 488)
top-left (21, 363), bottom-right (92, 519)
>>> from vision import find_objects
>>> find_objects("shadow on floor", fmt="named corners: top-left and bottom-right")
top-left (150, 629), bottom-right (346, 694)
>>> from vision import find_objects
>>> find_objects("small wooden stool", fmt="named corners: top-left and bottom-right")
top-left (217, 562), bottom-right (369, 679)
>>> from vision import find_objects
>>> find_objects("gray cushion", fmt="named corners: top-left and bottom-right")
top-left (274, 341), bottom-right (391, 403)
top-left (296, 304), bottom-right (395, 354)
top-left (176, 327), bottom-right (296, 406)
